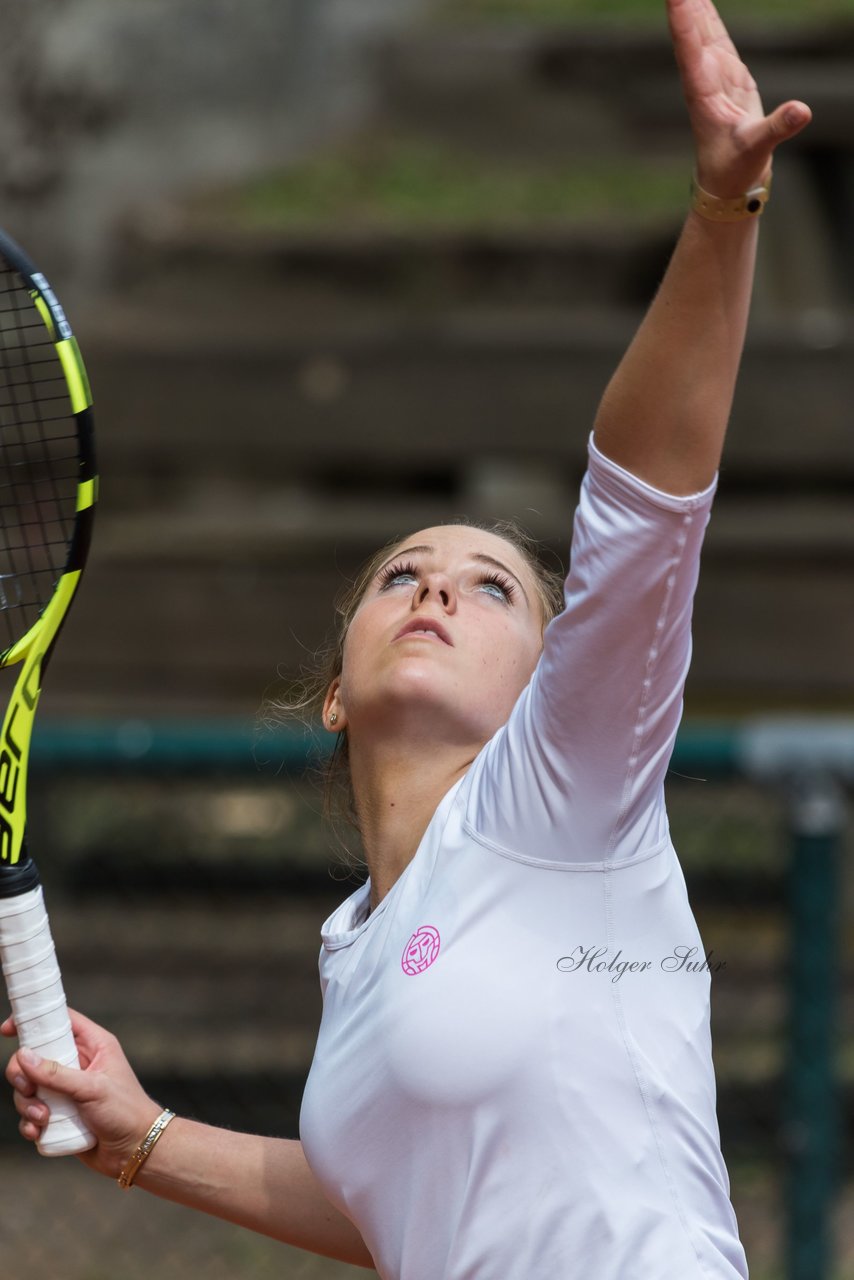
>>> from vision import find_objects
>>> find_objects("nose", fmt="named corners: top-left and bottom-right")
top-left (415, 572), bottom-right (455, 609)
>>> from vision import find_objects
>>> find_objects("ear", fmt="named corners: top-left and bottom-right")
top-left (322, 678), bottom-right (345, 731)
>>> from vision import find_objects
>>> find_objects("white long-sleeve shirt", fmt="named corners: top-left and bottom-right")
top-left (299, 434), bottom-right (748, 1280)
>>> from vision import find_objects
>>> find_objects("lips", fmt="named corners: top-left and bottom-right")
top-left (394, 618), bottom-right (452, 646)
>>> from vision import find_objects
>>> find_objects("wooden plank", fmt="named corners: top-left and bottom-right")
top-left (31, 525), bottom-right (854, 716)
top-left (377, 26), bottom-right (854, 154)
top-left (82, 313), bottom-right (854, 480)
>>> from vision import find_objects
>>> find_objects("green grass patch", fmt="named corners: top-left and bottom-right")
top-left (207, 135), bottom-right (689, 232)
top-left (433, 0), bottom-right (854, 25)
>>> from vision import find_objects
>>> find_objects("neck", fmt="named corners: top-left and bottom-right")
top-left (349, 734), bottom-right (475, 912)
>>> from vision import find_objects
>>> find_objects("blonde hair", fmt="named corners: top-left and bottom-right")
top-left (262, 518), bottom-right (566, 877)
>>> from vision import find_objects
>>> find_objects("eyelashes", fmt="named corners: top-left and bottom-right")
top-left (376, 558), bottom-right (516, 603)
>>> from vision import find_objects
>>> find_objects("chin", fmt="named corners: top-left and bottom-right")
top-left (371, 678), bottom-right (472, 724)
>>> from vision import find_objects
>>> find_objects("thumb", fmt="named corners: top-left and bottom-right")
top-left (741, 99), bottom-right (812, 159)
top-left (18, 1047), bottom-right (101, 1104)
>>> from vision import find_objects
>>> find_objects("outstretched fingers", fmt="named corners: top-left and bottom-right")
top-left (668, 0), bottom-right (733, 53)
top-left (665, 0), bottom-right (812, 192)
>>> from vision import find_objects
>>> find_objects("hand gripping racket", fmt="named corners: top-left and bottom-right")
top-left (0, 227), bottom-right (97, 1156)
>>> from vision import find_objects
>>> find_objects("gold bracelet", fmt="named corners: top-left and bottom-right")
top-left (690, 171), bottom-right (772, 222)
top-left (117, 1108), bottom-right (176, 1190)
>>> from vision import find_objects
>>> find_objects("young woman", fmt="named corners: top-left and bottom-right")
top-left (3, 1), bottom-right (810, 1276)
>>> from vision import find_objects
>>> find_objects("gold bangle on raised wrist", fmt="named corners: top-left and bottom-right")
top-left (690, 171), bottom-right (772, 222)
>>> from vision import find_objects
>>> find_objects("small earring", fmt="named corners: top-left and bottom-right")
top-left (329, 712), bottom-right (338, 726)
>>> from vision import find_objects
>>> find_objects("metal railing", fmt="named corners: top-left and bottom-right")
top-left (23, 714), bottom-right (854, 1280)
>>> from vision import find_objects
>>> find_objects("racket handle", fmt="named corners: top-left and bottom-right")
top-left (0, 883), bottom-right (96, 1156)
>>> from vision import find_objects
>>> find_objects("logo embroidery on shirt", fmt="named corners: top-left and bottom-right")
top-left (401, 925), bottom-right (441, 975)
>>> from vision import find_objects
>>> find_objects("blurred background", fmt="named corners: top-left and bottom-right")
top-left (0, 0), bottom-right (852, 1276)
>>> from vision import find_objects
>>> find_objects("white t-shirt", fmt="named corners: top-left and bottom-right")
top-left (299, 434), bottom-right (748, 1280)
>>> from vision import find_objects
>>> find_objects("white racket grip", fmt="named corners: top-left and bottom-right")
top-left (0, 885), bottom-right (96, 1156)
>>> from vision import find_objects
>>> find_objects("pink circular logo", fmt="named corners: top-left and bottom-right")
top-left (401, 925), bottom-right (441, 975)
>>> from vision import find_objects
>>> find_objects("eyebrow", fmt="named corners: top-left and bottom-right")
top-left (376, 544), bottom-right (531, 607)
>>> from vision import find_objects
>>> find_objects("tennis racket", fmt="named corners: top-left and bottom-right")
top-left (0, 227), bottom-right (97, 1156)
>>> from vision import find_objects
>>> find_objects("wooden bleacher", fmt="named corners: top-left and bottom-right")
top-left (48, 19), bottom-right (854, 719)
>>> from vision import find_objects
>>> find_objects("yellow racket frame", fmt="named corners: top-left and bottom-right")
top-left (0, 302), bottom-right (97, 868)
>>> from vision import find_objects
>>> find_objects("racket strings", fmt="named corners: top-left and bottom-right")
top-left (0, 262), bottom-right (79, 652)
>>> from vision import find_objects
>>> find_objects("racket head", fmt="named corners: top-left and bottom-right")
top-left (0, 227), bottom-right (96, 670)
top-left (0, 229), bottom-right (97, 870)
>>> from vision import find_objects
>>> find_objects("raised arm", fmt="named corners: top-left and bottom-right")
top-left (593, 0), bottom-right (811, 496)
top-left (2, 1011), bottom-right (375, 1271)
top-left (463, 3), bottom-right (814, 868)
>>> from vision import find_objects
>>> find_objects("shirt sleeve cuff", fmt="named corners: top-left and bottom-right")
top-left (587, 431), bottom-right (719, 514)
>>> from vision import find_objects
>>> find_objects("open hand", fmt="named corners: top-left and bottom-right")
top-left (667, 0), bottom-right (811, 195)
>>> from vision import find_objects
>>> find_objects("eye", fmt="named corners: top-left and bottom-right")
top-left (376, 559), bottom-right (516, 602)
top-left (377, 559), bottom-right (420, 589)
top-left (479, 572), bottom-right (516, 602)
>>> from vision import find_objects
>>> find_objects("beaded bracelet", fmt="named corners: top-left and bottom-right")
top-left (117, 1108), bottom-right (176, 1190)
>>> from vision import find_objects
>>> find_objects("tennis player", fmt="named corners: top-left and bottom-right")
top-left (4, 1), bottom-right (810, 1275)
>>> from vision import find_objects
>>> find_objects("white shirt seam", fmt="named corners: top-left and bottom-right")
top-left (604, 864), bottom-right (715, 1277)
top-left (460, 815), bottom-right (671, 871)
top-left (604, 509), bottom-right (695, 862)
